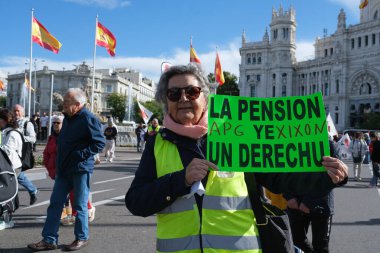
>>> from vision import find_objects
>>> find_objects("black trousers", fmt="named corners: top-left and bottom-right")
top-left (287, 209), bottom-right (332, 253)
top-left (41, 127), bottom-right (48, 140)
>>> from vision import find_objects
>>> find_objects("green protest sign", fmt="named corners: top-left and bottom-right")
top-left (207, 92), bottom-right (329, 172)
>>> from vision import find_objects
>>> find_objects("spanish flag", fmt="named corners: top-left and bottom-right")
top-left (96, 22), bottom-right (116, 57)
top-left (190, 45), bottom-right (201, 63)
top-left (359, 0), bottom-right (369, 9)
top-left (24, 73), bottom-right (34, 92)
top-left (215, 52), bottom-right (225, 86)
top-left (0, 80), bottom-right (4, 91)
top-left (32, 17), bottom-right (62, 54)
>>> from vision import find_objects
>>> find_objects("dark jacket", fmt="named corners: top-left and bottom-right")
top-left (56, 107), bottom-right (105, 177)
top-left (284, 140), bottom-right (338, 215)
top-left (135, 126), bottom-right (143, 140)
top-left (125, 128), bottom-right (341, 217)
top-left (370, 140), bottom-right (380, 163)
top-left (104, 126), bottom-right (118, 140)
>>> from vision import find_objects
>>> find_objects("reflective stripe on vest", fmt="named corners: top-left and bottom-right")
top-left (154, 134), bottom-right (261, 253)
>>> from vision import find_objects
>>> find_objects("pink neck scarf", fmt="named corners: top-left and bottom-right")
top-left (163, 113), bottom-right (208, 139)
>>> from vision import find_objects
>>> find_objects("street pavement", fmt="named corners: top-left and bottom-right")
top-left (0, 146), bottom-right (380, 252)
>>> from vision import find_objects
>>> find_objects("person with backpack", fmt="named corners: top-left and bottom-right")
top-left (0, 109), bottom-right (22, 230)
top-left (13, 104), bottom-right (38, 205)
top-left (348, 132), bottom-right (369, 181)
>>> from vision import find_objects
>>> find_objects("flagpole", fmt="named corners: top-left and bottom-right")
top-left (91, 15), bottom-right (98, 113)
top-left (28, 8), bottom-right (34, 117)
top-left (48, 74), bottom-right (54, 137)
top-left (211, 46), bottom-right (218, 95)
top-left (128, 82), bottom-right (132, 121)
top-left (23, 72), bottom-right (26, 110)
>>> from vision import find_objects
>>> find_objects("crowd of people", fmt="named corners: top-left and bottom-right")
top-left (1, 63), bottom-right (379, 252)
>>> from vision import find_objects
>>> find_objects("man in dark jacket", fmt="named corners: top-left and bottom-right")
top-left (28, 88), bottom-right (105, 252)
top-left (369, 132), bottom-right (380, 187)
top-left (135, 123), bottom-right (143, 152)
top-left (285, 139), bottom-right (338, 253)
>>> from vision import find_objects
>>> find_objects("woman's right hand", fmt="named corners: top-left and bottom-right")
top-left (287, 198), bottom-right (299, 210)
top-left (185, 158), bottom-right (218, 186)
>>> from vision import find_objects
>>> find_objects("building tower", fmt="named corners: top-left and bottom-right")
top-left (269, 4), bottom-right (297, 97)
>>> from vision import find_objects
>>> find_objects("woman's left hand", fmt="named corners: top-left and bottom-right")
top-left (322, 156), bottom-right (348, 184)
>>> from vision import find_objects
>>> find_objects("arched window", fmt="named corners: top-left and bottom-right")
top-left (246, 54), bottom-right (251, 64)
top-left (374, 10), bottom-right (378, 20)
top-left (252, 53), bottom-right (257, 64)
top-left (272, 86), bottom-right (276, 97)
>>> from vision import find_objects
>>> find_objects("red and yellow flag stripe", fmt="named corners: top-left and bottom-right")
top-left (32, 17), bottom-right (62, 54)
top-left (359, 0), bottom-right (369, 9)
top-left (24, 74), bottom-right (35, 92)
top-left (0, 80), bottom-right (5, 91)
top-left (96, 22), bottom-right (116, 57)
top-left (215, 52), bottom-right (225, 86)
top-left (190, 46), bottom-right (201, 63)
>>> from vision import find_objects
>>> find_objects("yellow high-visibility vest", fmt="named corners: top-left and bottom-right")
top-left (148, 125), bottom-right (161, 134)
top-left (154, 134), bottom-right (262, 253)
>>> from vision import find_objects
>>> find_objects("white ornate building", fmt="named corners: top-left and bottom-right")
top-left (239, 1), bottom-right (380, 131)
top-left (6, 62), bottom-right (155, 117)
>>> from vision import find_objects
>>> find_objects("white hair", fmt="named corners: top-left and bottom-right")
top-left (52, 115), bottom-right (64, 122)
top-left (67, 88), bottom-right (87, 106)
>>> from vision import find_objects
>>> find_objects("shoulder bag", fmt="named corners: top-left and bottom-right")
top-left (244, 172), bottom-right (294, 253)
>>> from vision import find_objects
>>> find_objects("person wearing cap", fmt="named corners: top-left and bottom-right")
top-left (104, 117), bottom-right (118, 162)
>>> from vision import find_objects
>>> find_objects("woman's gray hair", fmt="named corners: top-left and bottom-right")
top-left (155, 63), bottom-right (210, 112)
top-left (67, 88), bottom-right (87, 106)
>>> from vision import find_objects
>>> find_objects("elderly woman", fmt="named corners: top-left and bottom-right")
top-left (125, 64), bottom-right (348, 252)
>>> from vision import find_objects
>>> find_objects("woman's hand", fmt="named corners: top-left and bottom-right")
top-left (286, 198), bottom-right (299, 210)
top-left (299, 203), bottom-right (310, 214)
top-left (322, 156), bottom-right (348, 184)
top-left (185, 158), bottom-right (218, 186)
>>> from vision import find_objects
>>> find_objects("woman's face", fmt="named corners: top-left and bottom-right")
top-left (53, 121), bottom-right (62, 133)
top-left (167, 74), bottom-right (207, 126)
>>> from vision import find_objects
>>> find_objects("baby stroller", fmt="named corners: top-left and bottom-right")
top-left (0, 148), bottom-right (18, 229)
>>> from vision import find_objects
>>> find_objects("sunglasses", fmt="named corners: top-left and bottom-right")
top-left (166, 86), bottom-right (202, 102)
top-left (53, 122), bottom-right (61, 125)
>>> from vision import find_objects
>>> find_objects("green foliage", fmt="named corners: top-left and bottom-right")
top-left (133, 100), bottom-right (164, 124)
top-left (0, 96), bottom-right (6, 107)
top-left (358, 113), bottom-right (380, 129)
top-left (106, 93), bottom-right (127, 123)
top-left (208, 71), bottom-right (240, 96)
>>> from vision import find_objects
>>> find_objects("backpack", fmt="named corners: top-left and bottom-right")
top-left (0, 148), bottom-right (19, 214)
top-left (8, 122), bottom-right (35, 171)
